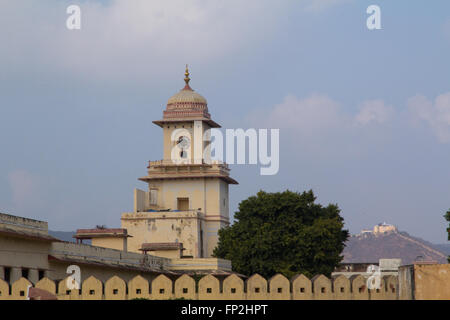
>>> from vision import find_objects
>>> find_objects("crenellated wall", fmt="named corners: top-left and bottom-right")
top-left (0, 273), bottom-right (400, 300)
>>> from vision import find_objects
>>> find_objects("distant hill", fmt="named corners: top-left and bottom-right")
top-left (48, 230), bottom-right (76, 242)
top-left (434, 243), bottom-right (450, 255)
top-left (343, 230), bottom-right (449, 265)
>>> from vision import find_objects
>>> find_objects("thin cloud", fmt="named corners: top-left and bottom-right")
top-left (264, 94), bottom-right (345, 134)
top-left (8, 170), bottom-right (39, 212)
top-left (408, 93), bottom-right (450, 143)
top-left (0, 0), bottom-right (289, 83)
top-left (260, 94), bottom-right (393, 134)
top-left (302, 0), bottom-right (354, 12)
top-left (355, 100), bottom-right (394, 126)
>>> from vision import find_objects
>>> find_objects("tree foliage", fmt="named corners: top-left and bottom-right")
top-left (213, 190), bottom-right (349, 279)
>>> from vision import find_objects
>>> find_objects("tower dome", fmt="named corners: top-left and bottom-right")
top-left (164, 66), bottom-right (210, 120)
top-left (153, 66), bottom-right (220, 128)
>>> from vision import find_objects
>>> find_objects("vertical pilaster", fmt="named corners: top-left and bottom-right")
top-left (10, 267), bottom-right (22, 284)
top-left (28, 269), bottom-right (39, 284)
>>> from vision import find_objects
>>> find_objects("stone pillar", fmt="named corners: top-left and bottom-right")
top-left (44, 270), bottom-right (51, 279)
top-left (0, 266), bottom-right (4, 281)
top-left (28, 269), bottom-right (39, 284)
top-left (10, 267), bottom-right (22, 284)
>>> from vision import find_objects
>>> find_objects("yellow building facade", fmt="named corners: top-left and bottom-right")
top-left (121, 67), bottom-right (237, 258)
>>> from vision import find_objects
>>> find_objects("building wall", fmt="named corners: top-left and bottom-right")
top-left (412, 264), bottom-right (450, 300)
top-left (121, 211), bottom-right (203, 257)
top-left (0, 273), bottom-right (401, 300)
top-left (0, 235), bottom-right (51, 271)
top-left (0, 214), bottom-right (48, 236)
top-left (167, 258), bottom-right (231, 272)
top-left (0, 234), bottom-right (51, 284)
top-left (373, 224), bottom-right (397, 234)
top-left (123, 177), bottom-right (229, 258)
top-left (163, 122), bottom-right (195, 161)
top-left (91, 237), bottom-right (126, 252)
top-left (47, 261), bottom-right (162, 284)
top-left (398, 265), bottom-right (413, 300)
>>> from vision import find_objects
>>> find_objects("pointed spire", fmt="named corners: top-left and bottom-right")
top-left (184, 64), bottom-right (190, 85)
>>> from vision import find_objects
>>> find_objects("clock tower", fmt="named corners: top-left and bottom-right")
top-left (121, 66), bottom-right (238, 259)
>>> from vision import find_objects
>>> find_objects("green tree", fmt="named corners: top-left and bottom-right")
top-left (213, 190), bottom-right (349, 279)
top-left (445, 209), bottom-right (450, 262)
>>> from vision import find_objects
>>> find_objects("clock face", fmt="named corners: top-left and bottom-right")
top-left (177, 136), bottom-right (190, 149)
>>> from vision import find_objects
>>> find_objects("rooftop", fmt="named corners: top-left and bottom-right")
top-left (74, 228), bottom-right (131, 239)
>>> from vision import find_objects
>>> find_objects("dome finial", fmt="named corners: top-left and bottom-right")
top-left (184, 64), bottom-right (190, 85)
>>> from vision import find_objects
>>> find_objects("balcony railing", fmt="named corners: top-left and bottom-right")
top-left (148, 159), bottom-right (230, 170)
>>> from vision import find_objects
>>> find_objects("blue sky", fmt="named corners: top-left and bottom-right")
top-left (1, 0), bottom-right (450, 243)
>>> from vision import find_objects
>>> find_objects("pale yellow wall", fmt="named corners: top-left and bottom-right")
top-left (162, 121), bottom-right (211, 162)
top-left (205, 220), bottom-right (221, 257)
top-left (413, 264), bottom-right (449, 300)
top-left (105, 276), bottom-right (127, 300)
top-left (312, 275), bottom-right (332, 300)
top-left (47, 242), bottom-right (168, 284)
top-left (268, 274), bottom-right (291, 300)
top-left (0, 214), bottom-right (48, 236)
top-left (149, 249), bottom-right (181, 259)
top-left (0, 273), bottom-right (405, 300)
top-left (198, 274), bottom-right (220, 300)
top-left (174, 274), bottom-right (196, 300)
top-left (134, 119), bottom-right (231, 259)
top-left (134, 188), bottom-right (150, 212)
top-left (47, 260), bottom-right (160, 285)
top-left (167, 258), bottom-right (232, 272)
top-left (122, 211), bottom-right (202, 257)
top-left (163, 122), bottom-right (195, 161)
top-left (91, 237), bottom-right (126, 252)
top-left (333, 275), bottom-right (351, 300)
top-left (128, 275), bottom-right (150, 299)
top-left (0, 234), bottom-right (51, 283)
top-left (223, 274), bottom-right (245, 300)
top-left (246, 274), bottom-right (268, 300)
top-left (292, 274), bottom-right (312, 300)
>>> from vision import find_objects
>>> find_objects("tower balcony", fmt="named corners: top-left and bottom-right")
top-left (141, 159), bottom-right (238, 184)
top-left (147, 159), bottom-right (230, 170)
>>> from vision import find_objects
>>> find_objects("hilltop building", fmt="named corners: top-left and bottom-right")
top-left (356, 223), bottom-right (398, 237)
top-left (373, 222), bottom-right (397, 235)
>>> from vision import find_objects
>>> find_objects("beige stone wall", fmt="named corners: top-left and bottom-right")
top-left (0, 273), bottom-right (401, 300)
top-left (0, 235), bottom-right (51, 270)
top-left (0, 234), bottom-right (51, 284)
top-left (123, 177), bottom-right (229, 258)
top-left (412, 264), bottom-right (450, 300)
top-left (398, 265), bottom-right (414, 300)
top-left (0, 213), bottom-right (48, 236)
top-left (122, 211), bottom-right (203, 257)
top-left (168, 258), bottom-right (231, 272)
top-left (91, 237), bottom-right (126, 252)
top-left (163, 122), bottom-right (195, 161)
top-left (46, 241), bottom-right (168, 283)
top-left (47, 260), bottom-right (161, 284)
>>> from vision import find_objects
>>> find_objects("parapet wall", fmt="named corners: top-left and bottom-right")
top-left (0, 273), bottom-right (399, 300)
top-left (51, 242), bottom-right (169, 269)
top-left (0, 212), bottom-right (48, 235)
